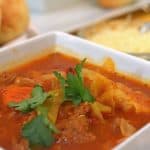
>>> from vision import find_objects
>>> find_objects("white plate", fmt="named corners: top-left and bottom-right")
top-left (0, 32), bottom-right (150, 149)
top-left (28, 0), bottom-right (150, 33)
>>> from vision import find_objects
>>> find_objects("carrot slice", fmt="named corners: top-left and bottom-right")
top-left (1, 86), bottom-right (33, 105)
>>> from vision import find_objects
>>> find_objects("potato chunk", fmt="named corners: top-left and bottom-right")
top-left (83, 69), bottom-right (150, 113)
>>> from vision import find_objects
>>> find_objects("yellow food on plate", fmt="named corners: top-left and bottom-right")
top-left (78, 11), bottom-right (150, 53)
top-left (0, 0), bottom-right (29, 45)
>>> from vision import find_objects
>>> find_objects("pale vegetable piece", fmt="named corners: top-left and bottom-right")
top-left (117, 118), bottom-right (136, 137)
top-left (83, 69), bottom-right (132, 110)
top-left (101, 85), bottom-right (135, 112)
top-left (91, 101), bottom-right (111, 121)
top-left (91, 101), bottom-right (111, 113)
top-left (113, 84), bottom-right (150, 113)
top-left (83, 68), bottom-right (150, 113)
top-left (102, 57), bottom-right (115, 72)
top-left (47, 89), bottom-right (64, 123)
top-left (83, 68), bottom-right (112, 98)
top-left (91, 106), bottom-right (104, 122)
top-left (101, 84), bottom-right (149, 113)
top-left (99, 85), bottom-right (116, 108)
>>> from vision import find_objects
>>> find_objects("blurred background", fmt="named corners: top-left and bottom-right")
top-left (0, 0), bottom-right (150, 59)
top-left (27, 0), bottom-right (146, 33)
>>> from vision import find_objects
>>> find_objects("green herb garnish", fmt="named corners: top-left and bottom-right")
top-left (8, 59), bottom-right (95, 148)
top-left (9, 85), bottom-right (52, 113)
top-left (22, 115), bottom-right (55, 147)
top-left (54, 59), bottom-right (95, 105)
top-left (9, 85), bottom-right (58, 148)
top-left (22, 105), bottom-right (59, 147)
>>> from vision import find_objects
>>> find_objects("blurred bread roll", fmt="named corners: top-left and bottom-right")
top-left (98, 0), bottom-right (135, 8)
top-left (0, 0), bottom-right (29, 45)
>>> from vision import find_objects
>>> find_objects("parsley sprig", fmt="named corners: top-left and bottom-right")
top-left (22, 106), bottom-right (59, 147)
top-left (9, 85), bottom-right (52, 113)
top-left (9, 85), bottom-right (58, 147)
top-left (22, 115), bottom-right (55, 147)
top-left (54, 59), bottom-right (95, 105)
top-left (8, 59), bottom-right (95, 148)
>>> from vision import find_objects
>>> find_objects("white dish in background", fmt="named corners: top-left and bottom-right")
top-left (27, 0), bottom-right (81, 12)
top-left (0, 32), bottom-right (149, 149)
top-left (27, 0), bottom-right (150, 33)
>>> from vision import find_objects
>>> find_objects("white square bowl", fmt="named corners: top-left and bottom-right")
top-left (0, 32), bottom-right (150, 150)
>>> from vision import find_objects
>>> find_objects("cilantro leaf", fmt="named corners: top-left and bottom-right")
top-left (82, 88), bottom-right (95, 103)
top-left (9, 85), bottom-right (52, 113)
top-left (53, 72), bottom-right (66, 90)
top-left (75, 58), bottom-right (86, 81)
top-left (22, 105), bottom-right (59, 147)
top-left (8, 85), bottom-right (59, 148)
top-left (22, 115), bottom-right (55, 147)
top-left (54, 59), bottom-right (95, 105)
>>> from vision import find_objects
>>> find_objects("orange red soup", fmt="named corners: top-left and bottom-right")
top-left (0, 52), bottom-right (150, 150)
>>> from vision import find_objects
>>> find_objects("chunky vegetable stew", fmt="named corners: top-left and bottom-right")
top-left (0, 52), bottom-right (150, 150)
